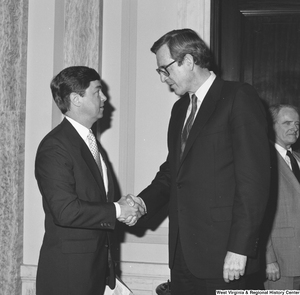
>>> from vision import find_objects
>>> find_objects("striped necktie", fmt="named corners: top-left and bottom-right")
top-left (181, 94), bottom-right (198, 156)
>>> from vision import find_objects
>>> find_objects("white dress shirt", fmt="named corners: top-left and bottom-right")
top-left (65, 116), bottom-right (121, 217)
top-left (183, 71), bottom-right (217, 126)
top-left (275, 143), bottom-right (300, 170)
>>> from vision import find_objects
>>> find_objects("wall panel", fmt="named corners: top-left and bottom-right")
top-left (0, 1), bottom-right (28, 294)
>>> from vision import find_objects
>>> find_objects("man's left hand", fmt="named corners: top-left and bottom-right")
top-left (223, 251), bottom-right (247, 283)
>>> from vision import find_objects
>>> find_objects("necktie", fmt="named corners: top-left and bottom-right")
top-left (87, 129), bottom-right (103, 177)
top-left (181, 94), bottom-right (198, 155)
top-left (286, 150), bottom-right (300, 182)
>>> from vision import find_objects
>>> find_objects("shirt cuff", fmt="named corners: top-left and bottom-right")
top-left (114, 202), bottom-right (121, 218)
top-left (138, 197), bottom-right (147, 213)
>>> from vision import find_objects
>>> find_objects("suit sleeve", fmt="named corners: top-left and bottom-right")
top-left (227, 84), bottom-right (270, 256)
top-left (266, 238), bottom-right (277, 263)
top-left (35, 136), bottom-right (116, 230)
top-left (138, 156), bottom-right (171, 217)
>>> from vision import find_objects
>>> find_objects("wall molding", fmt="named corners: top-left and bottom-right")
top-left (20, 265), bottom-right (36, 295)
top-left (20, 262), bottom-right (169, 295)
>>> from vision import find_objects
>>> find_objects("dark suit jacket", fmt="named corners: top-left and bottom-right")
top-left (139, 77), bottom-right (270, 278)
top-left (266, 147), bottom-right (300, 276)
top-left (35, 118), bottom-right (116, 295)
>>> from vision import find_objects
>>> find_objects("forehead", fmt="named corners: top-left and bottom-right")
top-left (277, 107), bottom-right (299, 122)
top-left (88, 80), bottom-right (101, 90)
top-left (156, 44), bottom-right (172, 67)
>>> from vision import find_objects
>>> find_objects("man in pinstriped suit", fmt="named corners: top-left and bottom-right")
top-left (265, 104), bottom-right (300, 290)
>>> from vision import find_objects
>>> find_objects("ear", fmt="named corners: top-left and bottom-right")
top-left (69, 92), bottom-right (81, 107)
top-left (183, 54), bottom-right (195, 70)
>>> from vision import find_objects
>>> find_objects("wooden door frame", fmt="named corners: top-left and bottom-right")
top-left (210, 0), bottom-right (300, 79)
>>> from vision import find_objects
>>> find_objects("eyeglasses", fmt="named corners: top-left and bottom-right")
top-left (156, 60), bottom-right (177, 77)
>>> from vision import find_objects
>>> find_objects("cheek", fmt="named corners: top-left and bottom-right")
top-left (92, 98), bottom-right (100, 107)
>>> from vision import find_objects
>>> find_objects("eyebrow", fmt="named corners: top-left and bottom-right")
top-left (282, 120), bottom-right (299, 124)
top-left (158, 64), bottom-right (167, 69)
top-left (159, 63), bottom-right (172, 69)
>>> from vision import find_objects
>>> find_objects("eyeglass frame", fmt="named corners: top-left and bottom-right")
top-left (156, 60), bottom-right (177, 77)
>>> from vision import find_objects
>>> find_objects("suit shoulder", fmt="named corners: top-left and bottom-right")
top-left (222, 81), bottom-right (265, 116)
top-left (222, 80), bottom-right (258, 97)
top-left (37, 119), bottom-right (76, 149)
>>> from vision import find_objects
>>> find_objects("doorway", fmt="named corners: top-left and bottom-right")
top-left (210, 0), bottom-right (300, 107)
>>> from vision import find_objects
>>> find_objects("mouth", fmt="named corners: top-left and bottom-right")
top-left (167, 83), bottom-right (176, 90)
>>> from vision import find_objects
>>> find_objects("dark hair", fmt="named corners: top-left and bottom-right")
top-left (269, 103), bottom-right (299, 124)
top-left (150, 28), bottom-right (211, 69)
top-left (50, 66), bottom-right (100, 114)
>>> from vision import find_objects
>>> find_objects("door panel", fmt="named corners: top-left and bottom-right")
top-left (211, 0), bottom-right (300, 107)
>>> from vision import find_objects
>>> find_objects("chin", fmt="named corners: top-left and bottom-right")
top-left (174, 87), bottom-right (187, 96)
top-left (174, 89), bottom-right (184, 96)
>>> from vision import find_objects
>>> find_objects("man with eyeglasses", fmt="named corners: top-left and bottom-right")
top-left (129, 28), bottom-right (270, 294)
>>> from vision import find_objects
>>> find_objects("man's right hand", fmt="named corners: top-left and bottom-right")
top-left (266, 262), bottom-right (280, 281)
top-left (223, 251), bottom-right (247, 283)
top-left (126, 194), bottom-right (146, 215)
top-left (117, 195), bottom-right (146, 226)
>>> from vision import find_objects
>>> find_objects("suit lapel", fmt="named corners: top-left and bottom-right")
top-left (63, 119), bottom-right (106, 195)
top-left (81, 145), bottom-right (106, 193)
top-left (171, 94), bottom-right (190, 169)
top-left (97, 143), bottom-right (115, 202)
top-left (277, 150), bottom-right (300, 188)
top-left (179, 78), bottom-right (224, 164)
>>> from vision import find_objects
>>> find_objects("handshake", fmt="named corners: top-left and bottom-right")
top-left (117, 194), bottom-right (147, 226)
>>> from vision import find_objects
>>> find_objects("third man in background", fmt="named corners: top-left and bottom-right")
top-left (265, 104), bottom-right (300, 290)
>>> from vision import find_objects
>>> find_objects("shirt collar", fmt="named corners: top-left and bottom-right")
top-left (192, 71), bottom-right (216, 100)
top-left (275, 142), bottom-right (291, 158)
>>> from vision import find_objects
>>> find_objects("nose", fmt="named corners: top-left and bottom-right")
top-left (100, 91), bottom-right (107, 102)
top-left (291, 122), bottom-right (299, 130)
top-left (159, 73), bottom-right (168, 83)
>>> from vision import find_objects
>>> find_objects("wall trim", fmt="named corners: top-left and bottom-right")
top-left (20, 262), bottom-right (169, 295)
top-left (20, 265), bottom-right (36, 295)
